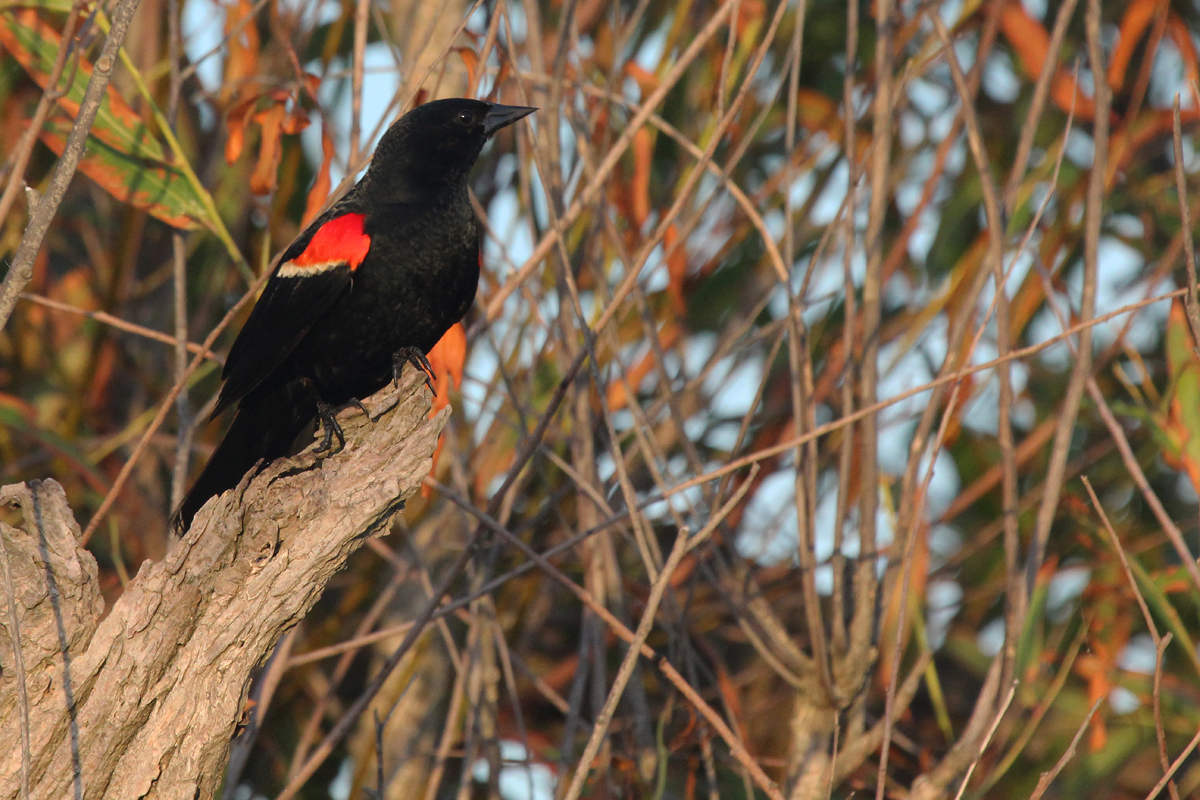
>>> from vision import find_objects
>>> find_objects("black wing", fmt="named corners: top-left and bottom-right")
top-left (213, 211), bottom-right (372, 416)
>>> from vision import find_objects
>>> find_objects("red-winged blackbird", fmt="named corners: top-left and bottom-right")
top-left (173, 98), bottom-right (535, 531)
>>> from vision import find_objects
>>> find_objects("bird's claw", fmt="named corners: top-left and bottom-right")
top-left (392, 346), bottom-right (436, 396)
top-left (314, 399), bottom-right (347, 453)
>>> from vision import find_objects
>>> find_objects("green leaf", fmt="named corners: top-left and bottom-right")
top-left (40, 113), bottom-right (208, 229)
top-left (1127, 556), bottom-right (1200, 679)
top-left (0, 0), bottom-right (76, 11)
top-left (0, 9), bottom-right (213, 229)
top-left (0, 9), bottom-right (167, 162)
top-left (1166, 301), bottom-right (1200, 488)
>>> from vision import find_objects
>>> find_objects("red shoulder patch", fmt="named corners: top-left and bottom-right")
top-left (282, 213), bottom-right (371, 276)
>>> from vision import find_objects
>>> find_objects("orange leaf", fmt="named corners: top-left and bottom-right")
top-left (631, 127), bottom-right (652, 229)
top-left (1000, 3), bottom-right (1096, 120)
top-left (623, 62), bottom-right (659, 94)
top-left (999, 3), bottom-right (1051, 76)
top-left (224, 97), bottom-right (256, 164)
top-left (1167, 16), bottom-right (1200, 99)
top-left (47, 267), bottom-right (95, 348)
top-left (1074, 653), bottom-right (1110, 751)
top-left (606, 322), bottom-right (680, 411)
top-left (1108, 0), bottom-right (1159, 92)
top-left (456, 48), bottom-right (479, 91)
top-left (300, 72), bottom-right (321, 100)
top-left (1108, 107), bottom-right (1200, 184)
top-left (302, 131), bottom-right (335, 225)
top-left (249, 103), bottom-right (286, 195)
top-left (422, 323), bottom-right (467, 498)
top-left (223, 0), bottom-right (261, 103)
top-left (877, 521), bottom-right (930, 694)
top-left (664, 223), bottom-right (686, 315)
top-left (1048, 74), bottom-right (1096, 120)
top-left (736, 0), bottom-right (765, 27)
top-left (281, 106), bottom-right (310, 136)
top-left (427, 322), bottom-right (466, 403)
top-left (795, 88), bottom-right (839, 128)
top-left (713, 661), bottom-right (749, 745)
top-left (492, 57), bottom-right (512, 96)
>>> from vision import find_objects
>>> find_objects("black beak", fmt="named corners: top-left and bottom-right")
top-left (483, 103), bottom-right (537, 136)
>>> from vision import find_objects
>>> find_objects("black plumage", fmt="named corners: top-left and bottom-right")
top-left (174, 98), bottom-right (535, 531)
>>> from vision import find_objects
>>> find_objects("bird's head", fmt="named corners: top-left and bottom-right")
top-left (364, 98), bottom-right (536, 204)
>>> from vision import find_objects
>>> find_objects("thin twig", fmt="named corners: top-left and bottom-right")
top-left (559, 525), bottom-right (693, 800)
top-left (18, 293), bottom-right (222, 362)
top-left (285, 621), bottom-right (416, 668)
top-left (1027, 697), bottom-right (1104, 800)
top-left (1140, 725), bottom-right (1200, 800)
top-left (284, 564), bottom-right (414, 777)
top-left (1002, 0), bottom-right (1081, 215)
top-left (168, 0), bottom-right (191, 510)
top-left (1172, 97), bottom-right (1200, 352)
top-left (981, 626), bottom-right (1089, 793)
top-left (420, 641), bottom-right (469, 800)
top-left (348, 0), bottom-right (369, 166)
top-left (930, 0), bottom-right (1020, 707)
top-left (81, 265), bottom-right (272, 544)
top-left (1082, 476), bottom-right (1160, 641)
top-left (0, 0), bottom-right (143, 332)
top-left (1153, 634), bottom-right (1181, 800)
top-left (830, 0), bottom-right (860, 659)
top-left (652, 288), bottom-right (1186, 515)
top-left (220, 629), bottom-right (298, 800)
top-left (951, 682), bottom-right (1017, 800)
top-left (1081, 472), bottom-right (1179, 798)
top-left (432, 477), bottom-right (787, 800)
top-left (0, 0), bottom-right (85, 232)
top-left (480, 0), bottom-right (741, 324)
top-left (1028, 208), bottom-right (1200, 602)
top-left (1024, 0), bottom-right (1107, 597)
top-left (169, 233), bottom-right (192, 509)
top-left (864, 2), bottom-right (895, 792)
top-left (94, 7), bottom-right (250, 279)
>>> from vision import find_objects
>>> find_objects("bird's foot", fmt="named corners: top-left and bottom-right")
top-left (392, 346), bottom-right (436, 396)
top-left (314, 399), bottom-right (349, 453)
top-left (314, 397), bottom-right (373, 452)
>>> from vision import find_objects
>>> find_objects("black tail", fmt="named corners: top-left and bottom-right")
top-left (172, 383), bottom-right (313, 533)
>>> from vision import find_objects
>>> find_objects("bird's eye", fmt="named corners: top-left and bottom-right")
top-left (457, 110), bottom-right (473, 125)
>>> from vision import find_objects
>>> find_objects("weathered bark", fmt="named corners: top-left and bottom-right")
top-left (0, 373), bottom-right (446, 800)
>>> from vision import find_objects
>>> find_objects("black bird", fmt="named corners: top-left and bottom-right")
top-left (174, 98), bottom-right (535, 531)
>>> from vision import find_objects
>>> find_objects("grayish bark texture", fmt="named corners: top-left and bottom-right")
top-left (0, 373), bottom-right (446, 799)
